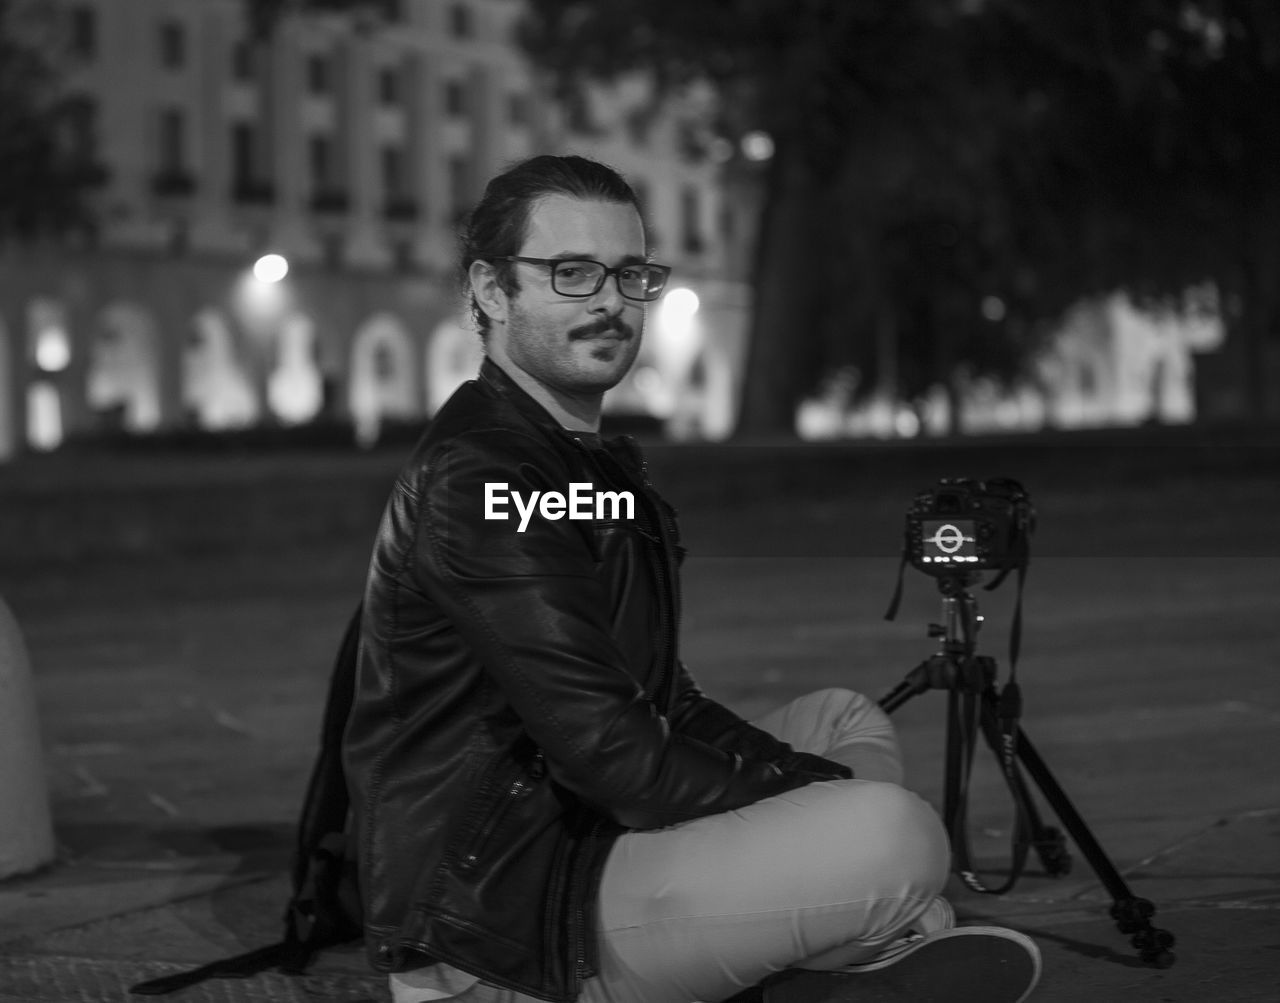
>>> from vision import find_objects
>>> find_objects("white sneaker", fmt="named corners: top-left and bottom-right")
top-left (763, 926), bottom-right (1042, 1003)
top-left (909, 895), bottom-right (956, 936)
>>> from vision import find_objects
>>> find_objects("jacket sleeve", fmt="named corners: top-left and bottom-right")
top-left (668, 665), bottom-right (854, 780)
top-left (667, 663), bottom-right (794, 760)
top-left (411, 429), bottom-right (809, 830)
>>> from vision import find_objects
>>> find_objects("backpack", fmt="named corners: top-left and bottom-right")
top-left (129, 603), bottom-right (365, 996)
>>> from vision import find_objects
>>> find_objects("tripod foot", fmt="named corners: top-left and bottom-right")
top-left (1111, 898), bottom-right (1177, 967)
top-left (1132, 928), bottom-right (1176, 968)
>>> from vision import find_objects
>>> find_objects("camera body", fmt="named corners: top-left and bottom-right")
top-left (905, 477), bottom-right (1034, 578)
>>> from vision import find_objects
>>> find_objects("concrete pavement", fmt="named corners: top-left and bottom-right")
top-left (2, 433), bottom-right (1278, 1002)
top-left (2, 799), bottom-right (1276, 1000)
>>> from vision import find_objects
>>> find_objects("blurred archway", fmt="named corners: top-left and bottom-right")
top-left (349, 312), bottom-right (418, 447)
top-left (425, 318), bottom-right (483, 416)
top-left (87, 303), bottom-right (162, 433)
top-left (267, 312), bottom-right (324, 425)
top-left (26, 299), bottom-right (71, 451)
top-left (184, 308), bottom-right (259, 430)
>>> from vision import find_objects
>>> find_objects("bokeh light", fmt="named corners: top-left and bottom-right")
top-left (741, 131), bottom-right (775, 162)
top-left (253, 253), bottom-right (290, 284)
top-left (34, 326), bottom-right (71, 372)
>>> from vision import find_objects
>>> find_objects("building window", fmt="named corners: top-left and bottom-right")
top-left (308, 133), bottom-right (348, 210)
top-left (382, 146), bottom-right (418, 220)
top-left (69, 5), bottom-right (96, 60)
top-left (231, 40), bottom-right (255, 81)
top-left (158, 20), bottom-right (185, 70)
top-left (564, 91), bottom-right (598, 135)
top-left (507, 93), bottom-right (529, 127)
top-left (391, 240), bottom-right (416, 273)
top-left (158, 108), bottom-right (186, 173)
top-left (381, 145), bottom-right (405, 199)
top-left (309, 134), bottom-right (333, 191)
top-left (625, 106), bottom-right (652, 147)
top-left (229, 121), bottom-right (275, 203)
top-left (321, 233), bottom-right (344, 269)
top-left (444, 79), bottom-right (466, 117)
top-left (232, 123), bottom-right (253, 182)
top-left (448, 153), bottom-right (470, 221)
top-left (307, 53), bottom-right (330, 95)
top-left (719, 201), bottom-right (735, 243)
top-left (152, 107), bottom-right (194, 196)
top-left (378, 65), bottom-right (399, 106)
top-left (448, 4), bottom-right (472, 38)
top-left (62, 96), bottom-right (98, 164)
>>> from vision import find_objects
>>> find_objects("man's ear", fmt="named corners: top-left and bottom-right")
top-left (470, 260), bottom-right (509, 327)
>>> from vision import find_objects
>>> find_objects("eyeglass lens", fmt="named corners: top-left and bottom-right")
top-left (552, 260), bottom-right (668, 301)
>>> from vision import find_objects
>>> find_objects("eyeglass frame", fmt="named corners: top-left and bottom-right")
top-left (492, 255), bottom-right (673, 302)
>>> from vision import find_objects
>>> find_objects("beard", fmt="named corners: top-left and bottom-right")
top-left (505, 302), bottom-right (644, 396)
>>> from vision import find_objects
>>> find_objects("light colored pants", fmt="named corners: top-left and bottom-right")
top-left (392, 688), bottom-right (950, 1003)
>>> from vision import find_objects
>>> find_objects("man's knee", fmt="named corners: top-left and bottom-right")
top-left (788, 688), bottom-right (903, 784)
top-left (798, 687), bottom-right (892, 734)
top-left (826, 781), bottom-right (950, 896)
top-left (806, 686), bottom-right (872, 713)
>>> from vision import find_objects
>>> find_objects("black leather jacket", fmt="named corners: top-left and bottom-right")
top-left (343, 359), bottom-right (828, 1001)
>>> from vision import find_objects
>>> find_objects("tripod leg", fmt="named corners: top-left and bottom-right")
top-left (942, 688), bottom-right (966, 831)
top-left (979, 696), bottom-right (1176, 967)
top-left (974, 710), bottom-right (1072, 878)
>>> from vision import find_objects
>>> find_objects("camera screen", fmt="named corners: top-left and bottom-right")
top-left (920, 519), bottom-right (980, 564)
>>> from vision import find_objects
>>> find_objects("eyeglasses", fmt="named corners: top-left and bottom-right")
top-left (496, 256), bottom-right (672, 302)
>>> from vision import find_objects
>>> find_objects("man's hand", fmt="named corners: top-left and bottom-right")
top-left (773, 750), bottom-right (853, 783)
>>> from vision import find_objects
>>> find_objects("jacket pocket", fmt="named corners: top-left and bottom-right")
top-left (455, 751), bottom-right (545, 873)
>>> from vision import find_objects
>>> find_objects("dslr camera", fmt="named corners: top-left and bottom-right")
top-left (904, 478), bottom-right (1034, 578)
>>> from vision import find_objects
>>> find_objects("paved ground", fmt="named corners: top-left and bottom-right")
top-left (1, 430), bottom-right (1278, 1001)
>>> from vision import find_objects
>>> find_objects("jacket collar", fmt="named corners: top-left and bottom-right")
top-left (476, 356), bottom-right (645, 475)
top-left (477, 356), bottom-right (570, 438)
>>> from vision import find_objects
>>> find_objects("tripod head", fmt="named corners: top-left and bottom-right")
top-left (928, 572), bottom-right (986, 658)
top-left (884, 477), bottom-right (1031, 666)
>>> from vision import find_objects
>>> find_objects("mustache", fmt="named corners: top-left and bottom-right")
top-left (569, 317), bottom-right (636, 341)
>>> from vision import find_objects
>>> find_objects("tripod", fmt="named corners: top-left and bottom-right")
top-left (879, 572), bottom-right (1176, 968)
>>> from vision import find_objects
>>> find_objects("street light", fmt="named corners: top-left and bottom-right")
top-left (252, 253), bottom-right (289, 284)
top-left (741, 131), bottom-right (775, 162)
top-left (33, 326), bottom-right (71, 373)
top-left (659, 287), bottom-right (700, 330)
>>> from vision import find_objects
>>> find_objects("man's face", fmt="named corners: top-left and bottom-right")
top-left (490, 195), bottom-right (647, 398)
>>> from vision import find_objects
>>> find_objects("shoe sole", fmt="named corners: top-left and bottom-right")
top-left (763, 927), bottom-right (1041, 1003)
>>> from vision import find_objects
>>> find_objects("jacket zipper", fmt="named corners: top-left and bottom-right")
top-left (459, 754), bottom-right (542, 872)
top-left (581, 436), bottom-right (680, 705)
top-left (561, 437), bottom-right (679, 986)
top-left (570, 816), bottom-right (604, 987)
top-left (636, 452), bottom-right (680, 709)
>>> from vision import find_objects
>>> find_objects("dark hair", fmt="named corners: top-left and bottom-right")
top-left (458, 154), bottom-right (642, 338)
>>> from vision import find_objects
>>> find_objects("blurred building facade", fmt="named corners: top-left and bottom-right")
top-left (0, 0), bottom-right (756, 457)
top-left (796, 290), bottom-right (1227, 441)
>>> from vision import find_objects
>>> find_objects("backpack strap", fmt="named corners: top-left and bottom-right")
top-left (128, 943), bottom-right (290, 995)
top-left (130, 602), bottom-right (365, 996)
top-left (289, 600), bottom-right (363, 906)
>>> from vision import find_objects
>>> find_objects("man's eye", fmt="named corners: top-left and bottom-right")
top-left (557, 266), bottom-right (585, 279)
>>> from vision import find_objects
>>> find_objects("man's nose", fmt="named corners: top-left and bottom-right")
top-left (588, 273), bottom-right (625, 312)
